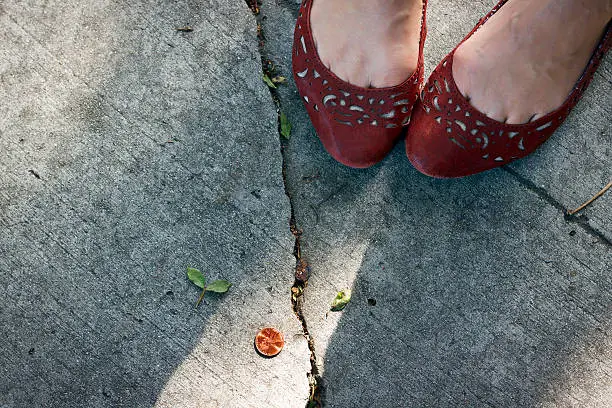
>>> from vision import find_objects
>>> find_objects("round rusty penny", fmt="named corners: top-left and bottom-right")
top-left (254, 327), bottom-right (284, 357)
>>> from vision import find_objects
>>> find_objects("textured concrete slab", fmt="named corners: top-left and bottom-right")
top-left (2, 0), bottom-right (610, 407)
top-left (258, 0), bottom-right (612, 407)
top-left (0, 1), bottom-right (309, 407)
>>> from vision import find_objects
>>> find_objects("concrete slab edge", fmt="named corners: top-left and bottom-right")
top-left (503, 167), bottom-right (612, 246)
top-left (244, 2), bottom-right (322, 407)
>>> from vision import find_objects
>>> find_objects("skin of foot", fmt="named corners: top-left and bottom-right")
top-left (452, 0), bottom-right (612, 124)
top-left (310, 0), bottom-right (423, 88)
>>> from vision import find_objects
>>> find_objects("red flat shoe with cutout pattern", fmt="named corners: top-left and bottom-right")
top-left (292, 0), bottom-right (428, 168)
top-left (406, 0), bottom-right (611, 178)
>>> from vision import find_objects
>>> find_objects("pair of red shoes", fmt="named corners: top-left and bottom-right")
top-left (292, 0), bottom-right (611, 178)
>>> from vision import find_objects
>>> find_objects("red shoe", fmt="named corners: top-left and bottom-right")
top-left (292, 0), bottom-right (428, 168)
top-left (406, 0), bottom-right (612, 178)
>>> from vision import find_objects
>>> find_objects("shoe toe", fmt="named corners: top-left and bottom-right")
top-left (292, 0), bottom-right (426, 169)
top-left (315, 117), bottom-right (403, 168)
top-left (405, 101), bottom-right (471, 178)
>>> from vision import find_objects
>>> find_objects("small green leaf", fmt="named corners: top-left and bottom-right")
top-left (280, 112), bottom-right (291, 140)
top-left (187, 267), bottom-right (206, 289)
top-left (263, 74), bottom-right (277, 89)
top-left (271, 75), bottom-right (287, 84)
top-left (207, 280), bottom-right (232, 293)
top-left (330, 289), bottom-right (351, 311)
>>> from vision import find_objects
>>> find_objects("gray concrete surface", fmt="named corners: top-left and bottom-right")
top-left (1, 0), bottom-right (611, 407)
top-left (258, 0), bottom-right (612, 407)
top-left (0, 1), bottom-right (309, 407)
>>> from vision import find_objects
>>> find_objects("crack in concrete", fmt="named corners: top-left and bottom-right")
top-left (503, 167), bottom-right (611, 246)
top-left (290, 230), bottom-right (323, 408)
top-left (244, 2), bottom-right (322, 406)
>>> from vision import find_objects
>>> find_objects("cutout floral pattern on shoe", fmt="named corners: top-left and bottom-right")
top-left (293, 0), bottom-right (428, 168)
top-left (406, 0), bottom-right (612, 178)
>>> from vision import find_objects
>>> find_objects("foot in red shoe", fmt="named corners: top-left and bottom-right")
top-left (293, 0), bottom-right (427, 168)
top-left (310, 0), bottom-right (423, 89)
top-left (406, 0), bottom-right (611, 178)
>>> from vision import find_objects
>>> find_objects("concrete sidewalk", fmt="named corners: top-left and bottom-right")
top-left (1, 1), bottom-right (610, 407)
top-left (261, 1), bottom-right (612, 407)
top-left (0, 1), bottom-right (308, 407)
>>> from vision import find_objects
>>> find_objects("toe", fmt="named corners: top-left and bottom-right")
top-left (405, 100), bottom-right (488, 178)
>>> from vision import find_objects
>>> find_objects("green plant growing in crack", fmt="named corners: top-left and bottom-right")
top-left (280, 112), bottom-right (292, 139)
top-left (263, 74), bottom-right (277, 89)
top-left (187, 267), bottom-right (232, 307)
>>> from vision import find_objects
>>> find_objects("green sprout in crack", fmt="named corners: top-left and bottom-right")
top-left (280, 111), bottom-right (291, 140)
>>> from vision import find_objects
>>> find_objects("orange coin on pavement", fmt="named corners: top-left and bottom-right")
top-left (255, 327), bottom-right (284, 357)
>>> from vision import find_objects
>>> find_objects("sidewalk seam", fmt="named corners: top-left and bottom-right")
top-left (245, 2), bottom-right (322, 406)
top-left (503, 167), bottom-right (611, 246)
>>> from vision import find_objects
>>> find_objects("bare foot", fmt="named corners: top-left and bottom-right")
top-left (310, 0), bottom-right (423, 88)
top-left (453, 0), bottom-right (612, 124)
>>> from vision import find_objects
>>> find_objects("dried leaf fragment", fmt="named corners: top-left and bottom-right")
top-left (291, 285), bottom-right (303, 302)
top-left (330, 289), bottom-right (351, 311)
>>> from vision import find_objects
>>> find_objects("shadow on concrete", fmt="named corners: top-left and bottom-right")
top-left (255, 1), bottom-right (612, 405)
top-left (301, 149), bottom-right (611, 407)
top-left (1, 1), bottom-right (303, 407)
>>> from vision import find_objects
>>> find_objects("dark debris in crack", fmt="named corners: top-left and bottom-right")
top-left (245, 1), bottom-right (323, 406)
